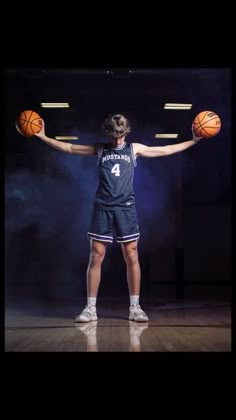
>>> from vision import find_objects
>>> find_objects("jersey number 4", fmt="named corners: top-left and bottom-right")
top-left (111, 163), bottom-right (120, 177)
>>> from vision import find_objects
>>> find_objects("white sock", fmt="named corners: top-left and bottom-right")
top-left (130, 295), bottom-right (139, 306)
top-left (87, 297), bottom-right (97, 307)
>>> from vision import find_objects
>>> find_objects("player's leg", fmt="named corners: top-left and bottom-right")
top-left (87, 239), bottom-right (108, 297)
top-left (121, 240), bottom-right (148, 321)
top-left (121, 239), bottom-right (140, 296)
top-left (75, 207), bottom-right (113, 323)
top-left (75, 239), bottom-right (108, 322)
top-left (115, 208), bottom-right (148, 322)
top-left (115, 207), bottom-right (140, 295)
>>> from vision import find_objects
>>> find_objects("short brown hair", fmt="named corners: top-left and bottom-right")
top-left (103, 114), bottom-right (131, 138)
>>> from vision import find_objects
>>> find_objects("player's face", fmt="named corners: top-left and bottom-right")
top-left (109, 135), bottom-right (126, 147)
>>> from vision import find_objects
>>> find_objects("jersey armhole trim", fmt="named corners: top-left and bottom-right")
top-left (96, 144), bottom-right (104, 165)
top-left (130, 143), bottom-right (137, 167)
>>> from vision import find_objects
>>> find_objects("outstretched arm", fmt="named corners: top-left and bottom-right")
top-left (34, 119), bottom-right (97, 155)
top-left (133, 127), bottom-right (202, 158)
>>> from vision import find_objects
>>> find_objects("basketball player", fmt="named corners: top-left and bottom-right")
top-left (35, 114), bottom-right (202, 322)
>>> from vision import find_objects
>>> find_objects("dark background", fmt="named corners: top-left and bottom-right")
top-left (4, 68), bottom-right (231, 303)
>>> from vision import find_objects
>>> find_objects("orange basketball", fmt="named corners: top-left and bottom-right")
top-left (192, 110), bottom-right (221, 138)
top-left (15, 110), bottom-right (42, 137)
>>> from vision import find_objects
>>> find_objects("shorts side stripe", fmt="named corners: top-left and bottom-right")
top-left (88, 232), bottom-right (113, 242)
top-left (116, 233), bottom-right (140, 239)
top-left (117, 233), bottom-right (140, 243)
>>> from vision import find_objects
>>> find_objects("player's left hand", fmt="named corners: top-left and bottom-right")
top-left (192, 125), bottom-right (203, 142)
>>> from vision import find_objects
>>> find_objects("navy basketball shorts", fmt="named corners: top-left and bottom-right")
top-left (88, 206), bottom-right (140, 243)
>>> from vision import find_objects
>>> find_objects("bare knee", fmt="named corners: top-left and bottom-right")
top-left (89, 241), bottom-right (107, 267)
top-left (122, 242), bottom-right (139, 265)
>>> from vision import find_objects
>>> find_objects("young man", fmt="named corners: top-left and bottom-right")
top-left (35, 114), bottom-right (202, 322)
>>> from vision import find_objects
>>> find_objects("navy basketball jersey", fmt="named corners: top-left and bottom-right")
top-left (94, 142), bottom-right (137, 209)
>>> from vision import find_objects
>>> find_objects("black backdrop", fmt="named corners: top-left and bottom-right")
top-left (4, 68), bottom-right (231, 302)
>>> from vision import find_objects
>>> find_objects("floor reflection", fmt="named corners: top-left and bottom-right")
top-left (75, 320), bottom-right (149, 352)
top-left (75, 321), bottom-right (98, 352)
top-left (129, 321), bottom-right (149, 352)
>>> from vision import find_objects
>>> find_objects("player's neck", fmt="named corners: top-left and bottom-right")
top-left (109, 135), bottom-right (126, 148)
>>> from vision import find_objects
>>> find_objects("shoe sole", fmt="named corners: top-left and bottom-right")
top-left (74, 316), bottom-right (98, 323)
top-left (129, 316), bottom-right (149, 322)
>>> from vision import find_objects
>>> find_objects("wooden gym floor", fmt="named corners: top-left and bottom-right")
top-left (5, 298), bottom-right (231, 352)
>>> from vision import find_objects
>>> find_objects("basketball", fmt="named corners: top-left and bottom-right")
top-left (192, 111), bottom-right (221, 138)
top-left (15, 110), bottom-right (42, 137)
